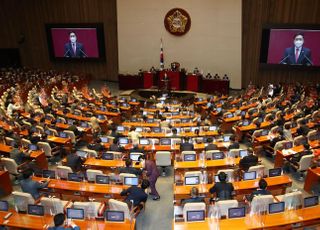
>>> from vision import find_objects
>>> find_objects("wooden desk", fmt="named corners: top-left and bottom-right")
top-left (0, 171), bottom-right (12, 196)
top-left (174, 158), bottom-right (240, 171)
top-left (221, 116), bottom-right (241, 132)
top-left (84, 158), bottom-right (142, 172)
top-left (235, 122), bottom-right (271, 141)
top-left (304, 167), bottom-right (320, 193)
top-left (173, 205), bottom-right (320, 229)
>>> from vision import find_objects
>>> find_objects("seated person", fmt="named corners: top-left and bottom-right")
top-left (283, 123), bottom-right (293, 141)
top-left (48, 213), bottom-right (80, 230)
top-left (209, 172), bottom-right (234, 200)
top-left (109, 138), bottom-right (124, 152)
top-left (288, 143), bottom-right (313, 164)
top-left (20, 169), bottom-right (49, 200)
top-left (10, 142), bottom-right (30, 165)
top-left (205, 138), bottom-right (218, 151)
top-left (68, 120), bottom-right (82, 137)
top-left (247, 178), bottom-right (271, 202)
top-left (119, 158), bottom-right (142, 176)
top-left (120, 179), bottom-right (150, 207)
top-left (180, 137), bottom-right (194, 151)
top-left (270, 130), bottom-right (284, 148)
top-left (170, 128), bottom-right (179, 138)
top-left (66, 150), bottom-right (84, 172)
top-left (181, 187), bottom-right (205, 206)
top-left (239, 148), bottom-right (258, 171)
top-left (228, 135), bottom-right (240, 150)
top-left (130, 143), bottom-right (145, 154)
top-left (88, 137), bottom-right (105, 152)
top-left (297, 120), bottom-right (310, 136)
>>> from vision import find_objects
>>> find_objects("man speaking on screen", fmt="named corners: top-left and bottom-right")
top-left (280, 33), bottom-right (312, 65)
top-left (64, 31), bottom-right (87, 58)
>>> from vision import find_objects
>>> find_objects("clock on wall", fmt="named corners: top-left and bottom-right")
top-left (164, 8), bottom-right (191, 36)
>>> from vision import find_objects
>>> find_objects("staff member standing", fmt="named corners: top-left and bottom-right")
top-left (138, 155), bottom-right (160, 200)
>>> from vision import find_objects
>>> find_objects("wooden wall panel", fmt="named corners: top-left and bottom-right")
top-left (242, 0), bottom-right (320, 88)
top-left (0, 0), bottom-right (118, 81)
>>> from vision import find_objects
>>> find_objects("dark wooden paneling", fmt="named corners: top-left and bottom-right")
top-left (0, 0), bottom-right (118, 81)
top-left (242, 0), bottom-right (320, 88)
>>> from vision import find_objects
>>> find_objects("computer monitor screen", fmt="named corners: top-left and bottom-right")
top-left (183, 154), bottom-right (196, 161)
top-left (131, 117), bottom-right (138, 122)
top-left (239, 150), bottom-right (248, 158)
top-left (81, 122), bottom-right (89, 128)
top-left (130, 153), bottom-right (141, 161)
top-left (269, 168), bottom-right (282, 177)
top-left (118, 138), bottom-right (129, 145)
top-left (0, 201), bottom-right (9, 211)
top-left (67, 119), bottom-right (74, 125)
top-left (117, 126), bottom-right (125, 132)
top-left (67, 173), bottom-right (83, 182)
top-left (105, 211), bottom-right (125, 222)
top-left (181, 119), bottom-right (190, 123)
top-left (304, 196), bottom-right (319, 208)
top-left (100, 137), bottom-right (109, 143)
top-left (228, 207), bottom-right (246, 219)
top-left (216, 107), bottom-right (222, 113)
top-left (209, 126), bottom-right (217, 131)
top-left (243, 171), bottom-right (256, 181)
top-left (45, 129), bottom-right (52, 135)
top-left (139, 138), bottom-right (150, 145)
top-left (135, 127), bottom-right (143, 132)
top-left (76, 150), bottom-right (88, 158)
top-left (284, 142), bottom-right (293, 149)
top-left (131, 98), bottom-right (137, 102)
top-left (269, 202), bottom-right (285, 214)
top-left (226, 113), bottom-right (233, 118)
top-left (67, 208), bottom-right (85, 220)
top-left (101, 152), bottom-right (114, 160)
top-left (160, 138), bottom-right (171, 145)
top-left (97, 115), bottom-right (105, 120)
top-left (261, 130), bottom-right (269, 136)
top-left (146, 119), bottom-right (154, 123)
top-left (45, 115), bottom-right (53, 121)
top-left (191, 127), bottom-right (199, 132)
top-left (153, 127), bottom-right (161, 133)
top-left (28, 204), bottom-right (44, 216)
top-left (56, 118), bottom-right (63, 123)
top-left (124, 177), bottom-right (139, 186)
top-left (223, 135), bottom-right (231, 142)
top-left (184, 176), bottom-right (200, 185)
top-left (42, 170), bottom-right (56, 179)
top-left (96, 175), bottom-right (110, 184)
top-left (172, 111), bottom-right (179, 116)
top-left (100, 106), bottom-right (107, 111)
top-left (29, 144), bottom-right (38, 151)
top-left (59, 132), bottom-right (67, 138)
top-left (212, 152), bottom-right (225, 160)
top-left (241, 111), bottom-right (246, 116)
top-left (186, 210), bottom-right (205, 222)
top-left (242, 120), bottom-right (249, 126)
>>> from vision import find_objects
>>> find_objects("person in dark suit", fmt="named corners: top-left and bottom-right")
top-left (228, 135), bottom-right (240, 150)
top-left (64, 31), bottom-right (86, 58)
top-left (66, 150), bottom-right (84, 172)
top-left (209, 172), bottom-right (234, 200)
top-left (10, 142), bottom-right (30, 165)
top-left (181, 187), bottom-right (205, 206)
top-left (130, 144), bottom-right (145, 154)
top-left (119, 159), bottom-right (142, 176)
top-left (239, 149), bottom-right (259, 171)
top-left (281, 33), bottom-right (312, 66)
top-left (247, 179), bottom-right (271, 202)
top-left (48, 213), bottom-right (80, 230)
top-left (297, 120), bottom-right (310, 136)
top-left (20, 169), bottom-right (49, 200)
top-left (120, 179), bottom-right (150, 207)
top-left (180, 137), bottom-right (194, 151)
top-left (205, 138), bottom-right (218, 151)
top-left (109, 138), bottom-right (123, 152)
top-left (139, 155), bottom-right (160, 200)
top-left (288, 143), bottom-right (313, 164)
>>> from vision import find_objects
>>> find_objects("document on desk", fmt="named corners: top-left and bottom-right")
top-left (282, 149), bottom-right (296, 156)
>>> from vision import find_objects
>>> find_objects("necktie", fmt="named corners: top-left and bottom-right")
top-left (72, 43), bottom-right (76, 54)
top-left (295, 48), bottom-right (299, 63)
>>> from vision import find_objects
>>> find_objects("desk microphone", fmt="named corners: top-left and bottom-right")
top-left (279, 54), bottom-right (290, 64)
top-left (64, 49), bottom-right (71, 57)
top-left (79, 49), bottom-right (88, 58)
top-left (301, 51), bottom-right (313, 65)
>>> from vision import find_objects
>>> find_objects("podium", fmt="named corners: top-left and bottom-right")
top-left (143, 72), bottom-right (155, 89)
top-left (159, 71), bottom-right (183, 90)
top-left (186, 74), bottom-right (201, 92)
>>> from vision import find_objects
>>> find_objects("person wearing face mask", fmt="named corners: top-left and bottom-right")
top-left (281, 32), bottom-right (312, 65)
top-left (64, 31), bottom-right (86, 58)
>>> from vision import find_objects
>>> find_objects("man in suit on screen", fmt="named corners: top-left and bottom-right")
top-left (280, 33), bottom-right (312, 65)
top-left (64, 31), bottom-right (87, 58)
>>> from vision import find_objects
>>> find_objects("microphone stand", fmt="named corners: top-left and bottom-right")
top-left (303, 54), bottom-right (313, 65)
top-left (64, 49), bottom-right (71, 57)
top-left (279, 54), bottom-right (290, 64)
top-left (79, 49), bottom-right (88, 58)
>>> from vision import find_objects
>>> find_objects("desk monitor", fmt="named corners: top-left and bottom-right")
top-left (59, 132), bottom-right (68, 138)
top-left (228, 207), bottom-right (246, 219)
top-left (100, 106), bottom-right (107, 111)
top-left (242, 120), bottom-right (250, 126)
top-left (226, 113), bottom-right (234, 118)
top-left (67, 208), bottom-right (85, 220)
top-left (153, 127), bottom-right (161, 133)
top-left (134, 127), bottom-right (142, 132)
top-left (67, 173), bottom-right (83, 182)
top-left (100, 136), bottom-right (109, 143)
top-left (183, 154), bottom-right (196, 162)
top-left (131, 98), bottom-right (137, 102)
top-left (97, 115), bottom-right (106, 120)
top-left (76, 150), bottom-right (88, 158)
top-left (124, 177), bottom-right (139, 186)
top-left (80, 122), bottom-right (89, 128)
top-left (0, 200), bottom-right (9, 211)
top-left (284, 142), bottom-right (293, 149)
top-left (160, 138), bottom-right (171, 145)
top-left (223, 135), bottom-right (231, 142)
top-left (42, 170), bottom-right (56, 179)
top-left (96, 175), bottom-right (110, 184)
top-left (239, 150), bottom-right (248, 158)
top-left (185, 176), bottom-right (200, 185)
top-left (181, 118), bottom-right (190, 123)
top-left (116, 126), bottom-right (125, 132)
top-left (240, 111), bottom-right (246, 116)
top-left (73, 111), bottom-right (81, 116)
top-left (243, 171), bottom-right (256, 181)
top-left (269, 168), bottom-right (282, 177)
top-left (172, 111), bottom-right (179, 116)
top-left (261, 130), bottom-right (269, 136)
top-left (216, 107), bottom-right (222, 113)
top-left (105, 211), bottom-right (125, 222)
top-left (269, 202), bottom-right (285, 214)
top-left (102, 152), bottom-right (114, 160)
top-left (29, 144), bottom-right (38, 151)
top-left (146, 118), bottom-right (154, 123)
top-left (130, 153), bottom-right (141, 161)
top-left (139, 138), bottom-right (150, 145)
top-left (118, 137), bottom-right (129, 145)
top-left (209, 126), bottom-right (217, 131)
top-left (304, 196), bottom-right (319, 208)
top-left (257, 117), bottom-right (263, 123)
top-left (28, 204), bottom-right (44, 216)
top-left (191, 127), bottom-right (199, 132)
top-left (56, 118), bottom-right (63, 124)
top-left (186, 210), bottom-right (205, 222)
top-left (212, 152), bottom-right (225, 160)
top-left (67, 119), bottom-right (74, 125)
top-left (131, 117), bottom-right (138, 122)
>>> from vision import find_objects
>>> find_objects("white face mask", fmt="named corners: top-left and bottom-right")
top-left (70, 37), bottom-right (76, 43)
top-left (294, 40), bottom-right (303, 48)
